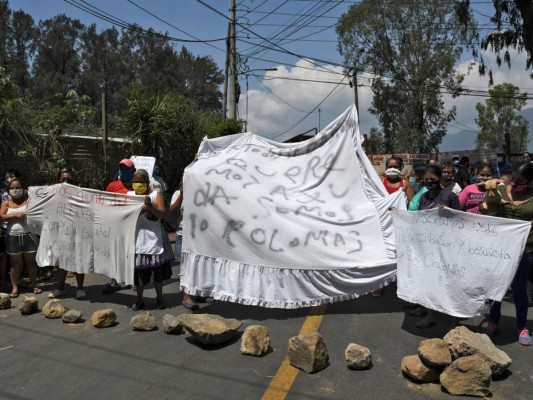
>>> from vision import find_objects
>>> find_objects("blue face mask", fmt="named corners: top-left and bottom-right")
top-left (118, 169), bottom-right (134, 182)
top-left (153, 168), bottom-right (161, 177)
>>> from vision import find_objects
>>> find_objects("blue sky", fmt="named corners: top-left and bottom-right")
top-left (10, 0), bottom-right (532, 149)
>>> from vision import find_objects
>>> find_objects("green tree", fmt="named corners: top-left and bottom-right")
top-left (475, 83), bottom-right (529, 156)
top-left (9, 10), bottom-right (36, 93)
top-left (365, 127), bottom-right (386, 154)
top-left (336, 0), bottom-right (478, 153)
top-left (32, 15), bottom-right (85, 101)
top-left (456, 1), bottom-right (533, 79)
top-left (116, 84), bottom-right (203, 189)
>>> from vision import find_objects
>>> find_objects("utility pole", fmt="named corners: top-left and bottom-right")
top-left (222, 22), bottom-right (230, 120)
top-left (100, 80), bottom-right (108, 178)
top-left (352, 72), bottom-right (359, 113)
top-left (228, 0), bottom-right (237, 120)
top-left (318, 108), bottom-right (321, 131)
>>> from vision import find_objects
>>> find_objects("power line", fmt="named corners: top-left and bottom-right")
top-left (64, 0), bottom-right (226, 44)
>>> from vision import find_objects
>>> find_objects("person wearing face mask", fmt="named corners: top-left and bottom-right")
top-left (521, 152), bottom-right (531, 163)
top-left (0, 178), bottom-right (41, 297)
top-left (492, 152), bottom-right (512, 179)
top-left (451, 155), bottom-right (460, 173)
top-left (128, 169), bottom-right (173, 310)
top-left (374, 157), bottom-right (414, 297)
top-left (483, 163), bottom-right (533, 346)
top-left (453, 156), bottom-right (471, 189)
top-left (48, 167), bottom-right (87, 300)
top-left (441, 162), bottom-right (462, 195)
top-left (381, 157), bottom-right (414, 201)
top-left (150, 163), bottom-right (167, 194)
top-left (409, 165), bottom-right (460, 328)
top-left (458, 163), bottom-right (494, 214)
top-left (106, 158), bottom-right (136, 194)
top-left (103, 159), bottom-right (136, 294)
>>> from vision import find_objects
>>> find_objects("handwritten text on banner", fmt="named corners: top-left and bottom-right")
top-left (393, 208), bottom-right (531, 318)
top-left (26, 184), bottom-right (143, 285)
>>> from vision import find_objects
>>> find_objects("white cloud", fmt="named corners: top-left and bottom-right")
top-left (244, 53), bottom-right (532, 144)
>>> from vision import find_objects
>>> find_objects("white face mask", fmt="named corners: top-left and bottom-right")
top-left (9, 188), bottom-right (23, 198)
top-left (385, 168), bottom-right (401, 178)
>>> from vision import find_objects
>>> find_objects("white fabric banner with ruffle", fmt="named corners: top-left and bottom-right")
top-left (181, 105), bottom-right (405, 308)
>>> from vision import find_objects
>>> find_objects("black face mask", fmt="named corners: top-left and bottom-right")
top-left (441, 174), bottom-right (453, 182)
top-left (424, 179), bottom-right (441, 192)
top-left (61, 178), bottom-right (74, 184)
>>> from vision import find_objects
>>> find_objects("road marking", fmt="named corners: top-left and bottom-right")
top-left (261, 304), bottom-right (327, 400)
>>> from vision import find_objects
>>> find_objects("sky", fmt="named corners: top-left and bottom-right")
top-left (9, 0), bottom-right (533, 148)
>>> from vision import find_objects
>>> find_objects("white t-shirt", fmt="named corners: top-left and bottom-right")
top-left (128, 191), bottom-right (164, 255)
top-left (150, 176), bottom-right (167, 193)
top-left (7, 203), bottom-right (29, 234)
top-left (171, 190), bottom-right (183, 236)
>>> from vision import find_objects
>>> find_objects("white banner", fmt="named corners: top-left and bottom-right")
top-left (392, 208), bottom-right (531, 317)
top-left (26, 184), bottom-right (143, 285)
top-left (130, 155), bottom-right (156, 177)
top-left (181, 105), bottom-right (405, 308)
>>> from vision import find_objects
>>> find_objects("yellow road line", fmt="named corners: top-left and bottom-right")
top-left (261, 304), bottom-right (328, 400)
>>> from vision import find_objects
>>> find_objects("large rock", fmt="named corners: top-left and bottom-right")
top-left (178, 314), bottom-right (241, 345)
top-left (163, 314), bottom-right (183, 334)
top-left (401, 355), bottom-right (440, 382)
top-left (287, 332), bottom-right (329, 374)
top-left (444, 326), bottom-right (511, 377)
top-left (130, 311), bottom-right (157, 331)
top-left (42, 299), bottom-right (68, 319)
top-left (62, 310), bottom-right (83, 323)
top-left (0, 293), bottom-right (11, 309)
top-left (418, 338), bottom-right (452, 368)
top-left (19, 296), bottom-right (38, 315)
top-left (240, 325), bottom-right (270, 356)
top-left (91, 309), bottom-right (117, 328)
top-left (440, 355), bottom-right (492, 397)
top-left (345, 343), bottom-right (372, 370)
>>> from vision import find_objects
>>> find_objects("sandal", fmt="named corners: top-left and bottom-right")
top-left (33, 287), bottom-right (43, 294)
top-left (9, 292), bottom-right (19, 298)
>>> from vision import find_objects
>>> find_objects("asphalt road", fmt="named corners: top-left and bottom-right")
top-left (1, 267), bottom-right (532, 400)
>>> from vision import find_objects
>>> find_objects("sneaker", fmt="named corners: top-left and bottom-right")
top-left (371, 287), bottom-right (385, 297)
top-left (518, 328), bottom-right (532, 346)
top-left (48, 289), bottom-right (66, 298)
top-left (486, 322), bottom-right (499, 337)
top-left (75, 289), bottom-right (86, 300)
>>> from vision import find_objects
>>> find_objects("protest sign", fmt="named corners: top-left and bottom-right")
top-left (181, 105), bottom-right (405, 308)
top-left (130, 155), bottom-right (156, 177)
top-left (26, 184), bottom-right (143, 285)
top-left (392, 208), bottom-right (531, 317)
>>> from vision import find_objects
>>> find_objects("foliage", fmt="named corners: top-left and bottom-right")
top-left (365, 127), bottom-right (386, 154)
top-left (475, 83), bottom-right (529, 155)
top-left (198, 113), bottom-right (243, 138)
top-left (337, 0), bottom-right (479, 153)
top-left (116, 84), bottom-right (203, 190)
top-left (457, 0), bottom-right (533, 80)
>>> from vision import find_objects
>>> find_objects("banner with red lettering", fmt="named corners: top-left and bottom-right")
top-left (26, 184), bottom-right (143, 285)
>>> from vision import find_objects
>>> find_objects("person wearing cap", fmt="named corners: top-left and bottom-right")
top-left (492, 152), bottom-right (512, 179)
top-left (106, 158), bottom-right (135, 194)
top-left (451, 155), bottom-right (460, 173)
top-left (102, 158), bottom-right (136, 294)
top-left (454, 156), bottom-right (471, 189)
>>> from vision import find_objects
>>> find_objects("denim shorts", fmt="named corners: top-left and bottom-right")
top-left (6, 233), bottom-right (39, 255)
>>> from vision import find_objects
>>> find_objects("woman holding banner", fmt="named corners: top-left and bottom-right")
top-left (374, 156), bottom-right (414, 297)
top-left (409, 164), bottom-right (460, 328)
top-left (0, 178), bottom-right (41, 296)
top-left (484, 163), bottom-right (533, 346)
top-left (129, 169), bottom-right (173, 310)
top-left (48, 167), bottom-right (86, 300)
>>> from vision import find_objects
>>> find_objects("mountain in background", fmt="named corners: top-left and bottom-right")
top-left (439, 107), bottom-right (533, 152)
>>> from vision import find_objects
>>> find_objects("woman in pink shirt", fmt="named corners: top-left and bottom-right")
top-left (459, 163), bottom-right (493, 214)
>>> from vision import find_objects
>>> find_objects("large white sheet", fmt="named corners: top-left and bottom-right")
top-left (181, 105), bottom-right (406, 308)
top-left (26, 184), bottom-right (143, 285)
top-left (392, 208), bottom-right (530, 317)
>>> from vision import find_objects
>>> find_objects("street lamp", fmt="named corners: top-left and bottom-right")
top-left (243, 68), bottom-right (278, 132)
